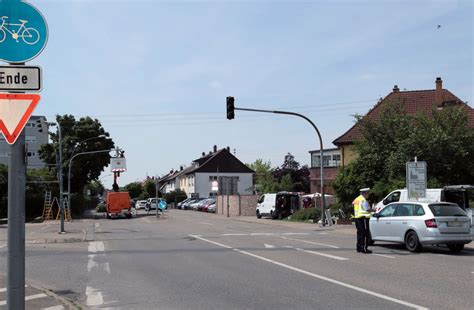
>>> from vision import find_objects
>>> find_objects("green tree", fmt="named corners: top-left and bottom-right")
top-left (125, 182), bottom-right (143, 199)
top-left (276, 174), bottom-right (294, 192)
top-left (39, 115), bottom-right (115, 214)
top-left (333, 101), bottom-right (474, 208)
top-left (247, 159), bottom-right (277, 193)
top-left (140, 180), bottom-right (156, 199)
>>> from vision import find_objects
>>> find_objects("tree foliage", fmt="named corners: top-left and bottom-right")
top-left (247, 153), bottom-right (310, 194)
top-left (39, 115), bottom-right (115, 212)
top-left (125, 182), bottom-right (143, 199)
top-left (333, 102), bottom-right (474, 209)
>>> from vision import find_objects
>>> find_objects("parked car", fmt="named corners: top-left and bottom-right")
top-left (135, 200), bottom-right (147, 210)
top-left (201, 198), bottom-right (216, 212)
top-left (207, 202), bottom-right (216, 213)
top-left (145, 198), bottom-right (167, 211)
top-left (182, 199), bottom-right (199, 210)
top-left (190, 198), bottom-right (207, 211)
top-left (176, 198), bottom-right (192, 209)
top-left (370, 202), bottom-right (472, 253)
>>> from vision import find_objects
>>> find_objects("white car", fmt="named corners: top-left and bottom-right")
top-left (135, 200), bottom-right (147, 210)
top-left (370, 202), bottom-right (472, 252)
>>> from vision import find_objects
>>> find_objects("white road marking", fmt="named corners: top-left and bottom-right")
top-left (0, 293), bottom-right (47, 306)
top-left (373, 253), bottom-right (396, 259)
top-left (264, 244), bottom-right (275, 249)
top-left (41, 305), bottom-right (65, 310)
top-left (191, 234), bottom-right (428, 310)
top-left (95, 223), bottom-right (100, 228)
top-left (280, 236), bottom-right (340, 249)
top-left (222, 233), bottom-right (248, 236)
top-left (0, 285), bottom-right (27, 293)
top-left (88, 241), bottom-right (105, 253)
top-left (190, 235), bottom-right (232, 249)
top-left (294, 247), bottom-right (349, 261)
top-left (199, 222), bottom-right (214, 226)
top-left (86, 286), bottom-right (104, 307)
top-left (250, 233), bottom-right (275, 236)
top-left (87, 242), bottom-right (110, 274)
top-left (282, 233), bottom-right (309, 235)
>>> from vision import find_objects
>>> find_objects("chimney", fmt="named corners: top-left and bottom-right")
top-left (226, 146), bottom-right (230, 151)
top-left (213, 145), bottom-right (217, 153)
top-left (201, 152), bottom-right (205, 157)
top-left (180, 166), bottom-right (183, 171)
top-left (393, 85), bottom-right (399, 93)
top-left (435, 77), bottom-right (443, 107)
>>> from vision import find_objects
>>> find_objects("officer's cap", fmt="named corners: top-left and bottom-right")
top-left (360, 188), bottom-right (370, 192)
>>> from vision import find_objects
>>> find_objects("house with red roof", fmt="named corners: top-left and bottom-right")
top-left (309, 77), bottom-right (474, 194)
top-left (333, 77), bottom-right (474, 167)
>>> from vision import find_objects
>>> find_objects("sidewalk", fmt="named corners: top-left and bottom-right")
top-left (0, 220), bottom-right (90, 245)
top-left (0, 274), bottom-right (75, 309)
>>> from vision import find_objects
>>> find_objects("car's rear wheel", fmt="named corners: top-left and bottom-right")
top-left (447, 244), bottom-right (464, 253)
top-left (405, 231), bottom-right (422, 252)
top-left (256, 210), bottom-right (262, 219)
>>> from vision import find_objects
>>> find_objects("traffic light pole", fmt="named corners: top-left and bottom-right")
top-left (234, 107), bottom-right (327, 226)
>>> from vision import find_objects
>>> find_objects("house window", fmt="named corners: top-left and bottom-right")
top-left (209, 176), bottom-right (218, 181)
top-left (27, 152), bottom-right (36, 157)
top-left (26, 136), bottom-right (37, 143)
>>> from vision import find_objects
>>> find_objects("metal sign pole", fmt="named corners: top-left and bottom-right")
top-left (7, 69), bottom-right (26, 310)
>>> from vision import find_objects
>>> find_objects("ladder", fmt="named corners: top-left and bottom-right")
top-left (56, 198), bottom-right (72, 222)
top-left (42, 191), bottom-right (54, 220)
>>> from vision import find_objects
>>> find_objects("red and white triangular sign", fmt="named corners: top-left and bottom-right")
top-left (0, 93), bottom-right (41, 145)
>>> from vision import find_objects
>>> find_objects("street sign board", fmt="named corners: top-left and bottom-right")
top-left (211, 181), bottom-right (218, 191)
top-left (0, 1), bottom-right (48, 63)
top-left (0, 65), bottom-right (41, 91)
top-left (0, 93), bottom-right (40, 144)
top-left (111, 157), bottom-right (127, 172)
top-left (406, 161), bottom-right (427, 199)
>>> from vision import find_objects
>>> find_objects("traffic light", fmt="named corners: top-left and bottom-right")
top-left (226, 96), bottom-right (235, 120)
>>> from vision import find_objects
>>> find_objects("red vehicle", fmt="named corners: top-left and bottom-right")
top-left (201, 198), bottom-right (216, 212)
top-left (106, 191), bottom-right (132, 219)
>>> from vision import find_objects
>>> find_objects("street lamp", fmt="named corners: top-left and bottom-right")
top-left (46, 121), bottom-right (65, 233)
top-left (67, 149), bottom-right (113, 216)
top-left (71, 135), bottom-right (107, 157)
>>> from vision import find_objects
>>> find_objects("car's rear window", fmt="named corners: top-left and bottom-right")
top-left (428, 204), bottom-right (467, 217)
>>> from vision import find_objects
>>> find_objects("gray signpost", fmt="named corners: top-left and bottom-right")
top-left (406, 160), bottom-right (427, 199)
top-left (0, 1), bottom-right (49, 308)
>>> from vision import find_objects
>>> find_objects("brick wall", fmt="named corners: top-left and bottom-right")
top-left (216, 195), bottom-right (259, 217)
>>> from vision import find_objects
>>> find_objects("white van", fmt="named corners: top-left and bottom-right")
top-left (375, 189), bottom-right (442, 212)
top-left (375, 186), bottom-right (473, 212)
top-left (256, 193), bottom-right (276, 219)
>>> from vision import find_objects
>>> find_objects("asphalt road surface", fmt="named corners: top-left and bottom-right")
top-left (1, 210), bottom-right (472, 309)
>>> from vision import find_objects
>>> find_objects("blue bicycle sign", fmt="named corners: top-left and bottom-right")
top-left (0, 1), bottom-right (48, 63)
top-left (0, 16), bottom-right (40, 45)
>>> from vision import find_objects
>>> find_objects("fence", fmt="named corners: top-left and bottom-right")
top-left (216, 195), bottom-right (259, 217)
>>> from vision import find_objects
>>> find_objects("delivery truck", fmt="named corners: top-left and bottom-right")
top-left (106, 191), bottom-right (132, 219)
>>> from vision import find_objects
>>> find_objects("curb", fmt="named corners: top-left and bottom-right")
top-left (26, 279), bottom-right (81, 310)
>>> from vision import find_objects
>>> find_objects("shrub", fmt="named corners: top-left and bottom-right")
top-left (96, 203), bottom-right (106, 213)
top-left (289, 207), bottom-right (321, 222)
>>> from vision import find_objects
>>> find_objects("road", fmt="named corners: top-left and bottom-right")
top-left (1, 210), bottom-right (473, 309)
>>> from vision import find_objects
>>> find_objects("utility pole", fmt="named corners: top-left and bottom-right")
top-left (226, 98), bottom-right (327, 226)
top-left (7, 129), bottom-right (26, 310)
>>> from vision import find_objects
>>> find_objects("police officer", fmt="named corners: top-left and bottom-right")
top-left (353, 188), bottom-right (373, 254)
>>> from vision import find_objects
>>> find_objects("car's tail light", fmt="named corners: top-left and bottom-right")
top-left (425, 219), bottom-right (437, 228)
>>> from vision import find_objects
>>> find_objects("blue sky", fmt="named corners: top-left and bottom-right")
top-left (24, 0), bottom-right (473, 188)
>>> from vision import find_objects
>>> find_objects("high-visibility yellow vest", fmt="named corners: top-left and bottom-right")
top-left (353, 195), bottom-right (370, 218)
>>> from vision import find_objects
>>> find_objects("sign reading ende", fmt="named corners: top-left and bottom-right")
top-left (0, 65), bottom-right (41, 91)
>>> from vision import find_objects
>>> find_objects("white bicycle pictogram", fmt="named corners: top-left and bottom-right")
top-left (0, 16), bottom-right (40, 45)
